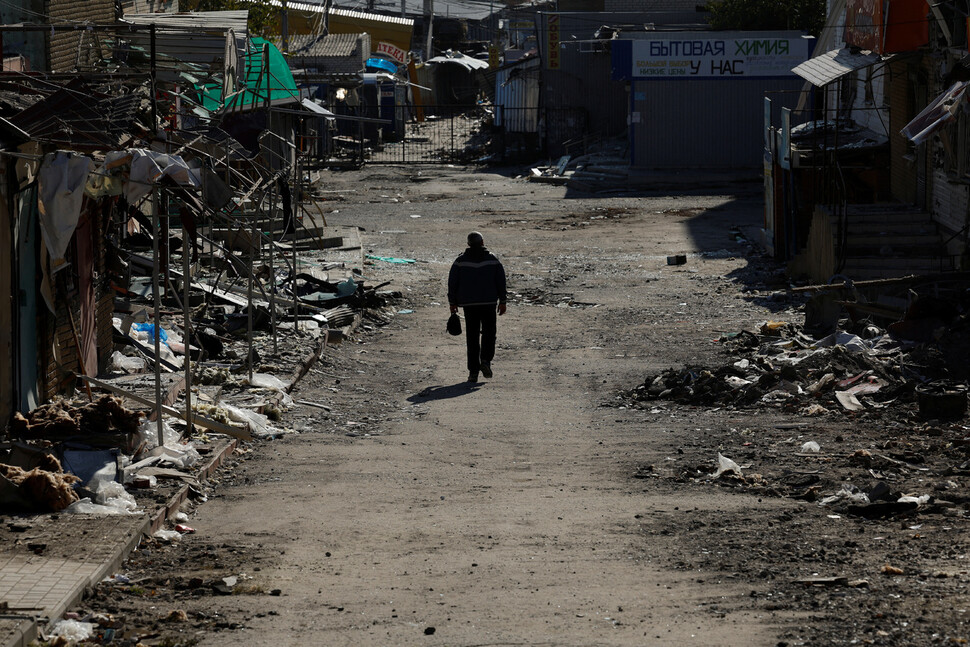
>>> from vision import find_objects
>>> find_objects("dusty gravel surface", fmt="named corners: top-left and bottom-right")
top-left (63, 164), bottom-right (970, 647)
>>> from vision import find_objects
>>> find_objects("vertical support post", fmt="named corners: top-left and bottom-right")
top-left (247, 200), bottom-right (255, 384)
top-left (161, 195), bottom-right (170, 298)
top-left (281, 0), bottom-right (289, 53)
top-left (293, 160), bottom-right (299, 332)
top-left (150, 25), bottom-right (157, 136)
top-left (182, 220), bottom-right (192, 432)
top-left (269, 180), bottom-right (277, 355)
top-left (151, 189), bottom-right (164, 444)
top-left (425, 0), bottom-right (434, 59)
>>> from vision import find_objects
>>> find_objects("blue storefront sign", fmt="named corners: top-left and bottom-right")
top-left (612, 33), bottom-right (814, 81)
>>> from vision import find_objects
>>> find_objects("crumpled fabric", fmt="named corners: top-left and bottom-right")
top-left (125, 149), bottom-right (201, 203)
top-left (37, 151), bottom-right (94, 269)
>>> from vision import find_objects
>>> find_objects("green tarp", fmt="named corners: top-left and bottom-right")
top-left (198, 37), bottom-right (299, 114)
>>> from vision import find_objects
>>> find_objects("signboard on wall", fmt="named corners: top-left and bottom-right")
top-left (376, 41), bottom-right (407, 64)
top-left (611, 34), bottom-right (814, 80)
top-left (845, 0), bottom-right (884, 52)
top-left (545, 14), bottom-right (560, 70)
top-left (883, 0), bottom-right (928, 53)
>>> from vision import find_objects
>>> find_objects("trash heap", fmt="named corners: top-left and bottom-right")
top-left (621, 319), bottom-right (968, 418)
top-left (2, 231), bottom-right (404, 516)
top-left (627, 314), bottom-right (970, 521)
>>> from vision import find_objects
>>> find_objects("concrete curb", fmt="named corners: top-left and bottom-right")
top-left (0, 616), bottom-right (38, 647)
top-left (148, 437), bottom-right (239, 536)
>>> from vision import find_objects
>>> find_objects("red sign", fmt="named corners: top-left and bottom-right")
top-left (884, 0), bottom-right (928, 53)
top-left (376, 41), bottom-right (406, 64)
top-left (845, 0), bottom-right (884, 53)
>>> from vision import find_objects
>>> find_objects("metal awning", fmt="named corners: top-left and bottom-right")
top-left (792, 48), bottom-right (881, 87)
top-left (301, 98), bottom-right (336, 119)
top-left (901, 80), bottom-right (970, 145)
top-left (272, 100), bottom-right (387, 124)
top-left (425, 52), bottom-right (489, 72)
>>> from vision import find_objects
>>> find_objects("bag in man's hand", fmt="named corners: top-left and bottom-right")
top-left (447, 312), bottom-right (462, 336)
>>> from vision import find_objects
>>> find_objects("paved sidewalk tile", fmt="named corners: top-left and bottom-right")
top-left (0, 514), bottom-right (148, 647)
top-left (0, 438), bottom-right (241, 647)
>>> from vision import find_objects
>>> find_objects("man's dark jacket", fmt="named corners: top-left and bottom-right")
top-left (448, 247), bottom-right (507, 307)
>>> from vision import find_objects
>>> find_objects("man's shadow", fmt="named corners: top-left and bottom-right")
top-left (407, 382), bottom-right (482, 403)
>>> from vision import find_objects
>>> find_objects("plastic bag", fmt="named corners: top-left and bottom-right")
top-left (131, 322), bottom-right (168, 343)
top-left (222, 402), bottom-right (276, 438)
top-left (447, 313), bottom-right (462, 336)
top-left (48, 619), bottom-right (95, 642)
top-left (898, 494), bottom-right (930, 505)
top-left (137, 418), bottom-right (181, 450)
top-left (65, 497), bottom-right (140, 515)
top-left (154, 529), bottom-right (182, 543)
top-left (244, 373), bottom-right (287, 390)
top-left (109, 351), bottom-right (146, 374)
top-left (147, 443), bottom-right (201, 469)
top-left (725, 376), bottom-right (751, 389)
top-left (713, 453), bottom-right (742, 478)
top-left (818, 484), bottom-right (870, 506)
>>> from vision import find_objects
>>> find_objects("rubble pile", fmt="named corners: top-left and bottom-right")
top-left (621, 321), bottom-right (966, 417)
top-left (0, 460), bottom-right (80, 512)
top-left (625, 305), bottom-right (970, 525)
top-left (9, 396), bottom-right (144, 445)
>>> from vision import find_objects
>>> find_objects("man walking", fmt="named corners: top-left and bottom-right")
top-left (448, 231), bottom-right (507, 383)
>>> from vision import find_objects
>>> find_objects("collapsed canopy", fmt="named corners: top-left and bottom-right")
top-left (198, 37), bottom-right (300, 114)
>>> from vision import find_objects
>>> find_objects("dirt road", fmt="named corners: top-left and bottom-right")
top-left (80, 166), bottom-right (970, 646)
top-left (164, 166), bottom-right (788, 646)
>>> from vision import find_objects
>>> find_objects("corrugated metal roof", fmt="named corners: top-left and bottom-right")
top-left (120, 11), bottom-right (248, 81)
top-left (792, 48), bottom-right (880, 87)
top-left (495, 56), bottom-right (539, 132)
top-left (123, 10), bottom-right (249, 33)
top-left (287, 33), bottom-right (363, 57)
top-left (266, 0), bottom-right (328, 12)
top-left (296, 0), bottom-right (489, 21)
top-left (330, 6), bottom-right (414, 25)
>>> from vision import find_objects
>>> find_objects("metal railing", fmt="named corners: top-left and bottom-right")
top-left (312, 104), bottom-right (594, 166)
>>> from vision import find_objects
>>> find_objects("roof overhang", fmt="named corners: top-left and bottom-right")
top-left (792, 47), bottom-right (882, 87)
top-left (300, 97), bottom-right (336, 119)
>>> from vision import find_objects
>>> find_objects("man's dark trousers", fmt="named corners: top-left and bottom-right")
top-left (462, 304), bottom-right (497, 373)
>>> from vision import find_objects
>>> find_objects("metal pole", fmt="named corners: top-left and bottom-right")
top-left (150, 25), bottom-right (157, 135)
top-left (151, 189), bottom-right (164, 445)
top-left (247, 204), bottom-right (255, 383)
top-left (281, 0), bottom-right (289, 53)
top-left (264, 41), bottom-right (277, 356)
top-left (182, 220), bottom-right (193, 432)
top-left (162, 194), bottom-right (170, 298)
top-left (269, 181), bottom-right (277, 355)
top-left (425, 0), bottom-right (433, 59)
top-left (294, 156), bottom-right (300, 332)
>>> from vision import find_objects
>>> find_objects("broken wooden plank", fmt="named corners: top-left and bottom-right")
top-left (835, 391), bottom-right (865, 411)
top-left (794, 576), bottom-right (848, 587)
top-left (296, 400), bottom-right (332, 412)
top-left (788, 270), bottom-right (970, 293)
